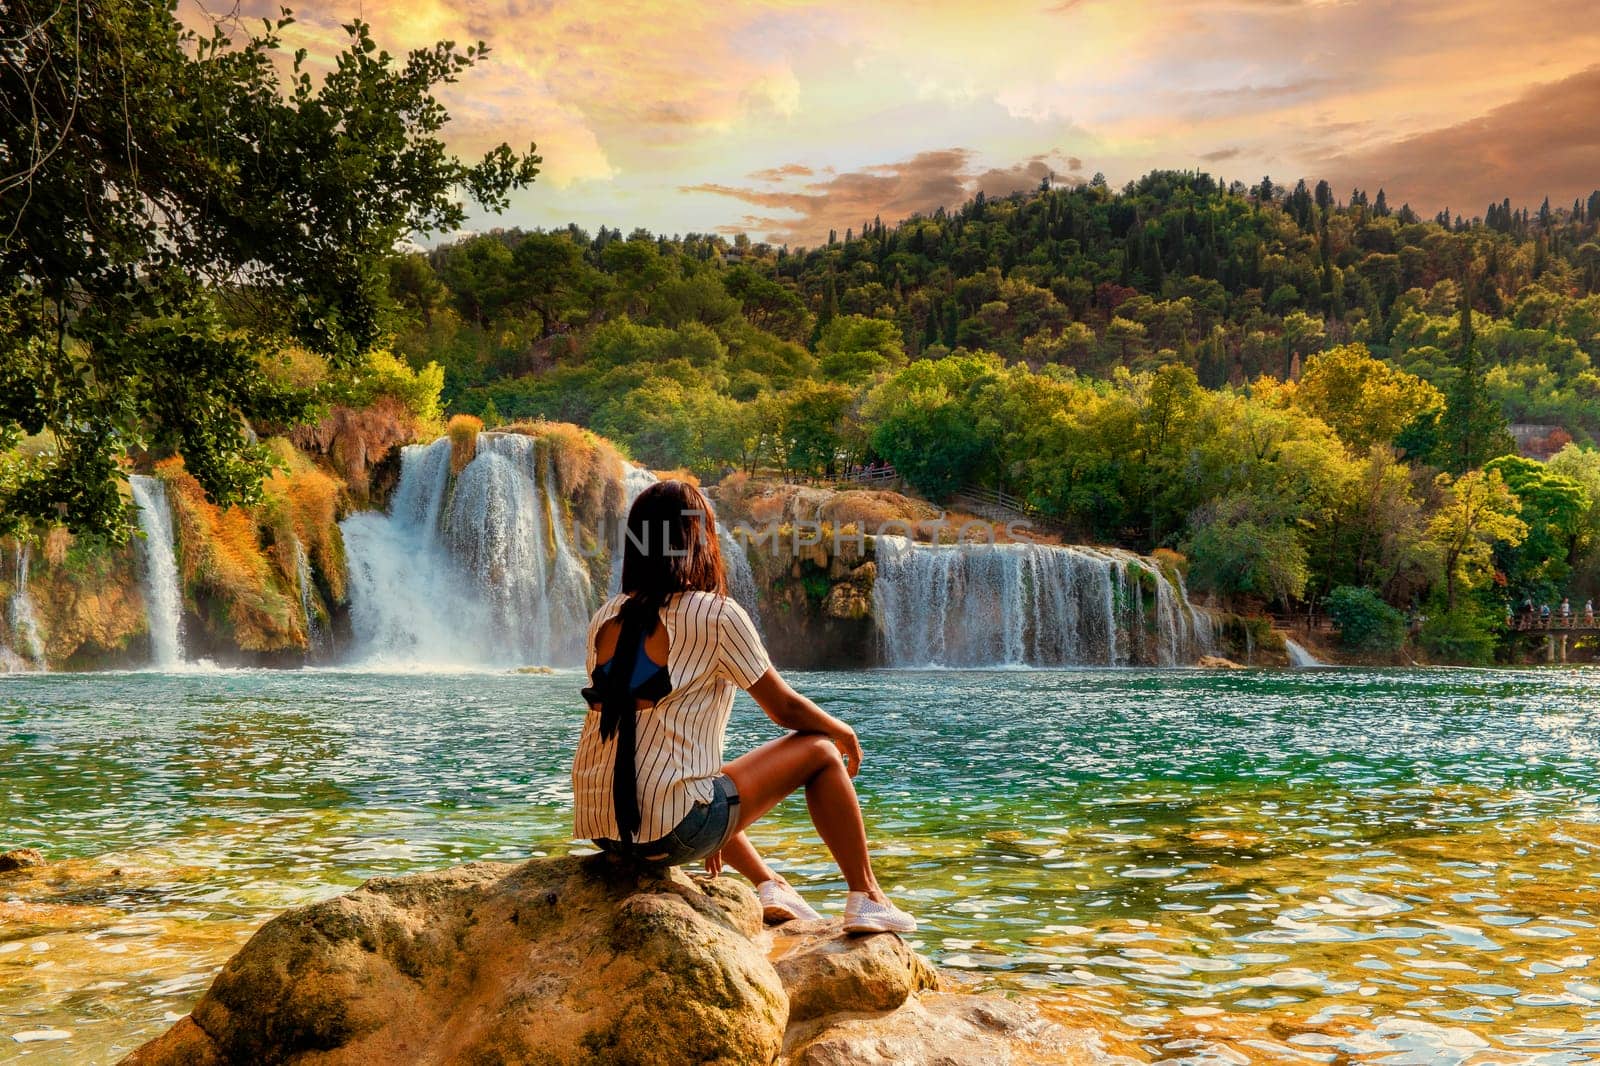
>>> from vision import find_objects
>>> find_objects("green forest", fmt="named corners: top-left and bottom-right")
top-left (382, 174), bottom-right (1600, 661)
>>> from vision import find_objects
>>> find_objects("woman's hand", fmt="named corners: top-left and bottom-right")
top-left (704, 849), bottom-right (723, 877)
top-left (829, 723), bottom-right (863, 778)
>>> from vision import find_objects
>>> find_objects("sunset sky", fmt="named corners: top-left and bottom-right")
top-left (200, 0), bottom-right (1600, 246)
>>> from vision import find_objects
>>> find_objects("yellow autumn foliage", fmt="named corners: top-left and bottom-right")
top-left (448, 414), bottom-right (483, 475)
top-left (156, 457), bottom-right (302, 652)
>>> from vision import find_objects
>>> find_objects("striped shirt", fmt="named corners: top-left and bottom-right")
top-left (572, 591), bottom-right (771, 842)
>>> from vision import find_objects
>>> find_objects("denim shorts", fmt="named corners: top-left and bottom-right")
top-left (595, 774), bottom-right (741, 867)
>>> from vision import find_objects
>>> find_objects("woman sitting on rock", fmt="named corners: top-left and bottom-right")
top-left (573, 479), bottom-right (915, 935)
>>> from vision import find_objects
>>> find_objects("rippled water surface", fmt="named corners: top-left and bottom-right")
top-left (3, 667), bottom-right (1599, 1063)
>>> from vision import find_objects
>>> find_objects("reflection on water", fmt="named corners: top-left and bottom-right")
top-left (2, 667), bottom-right (1598, 1063)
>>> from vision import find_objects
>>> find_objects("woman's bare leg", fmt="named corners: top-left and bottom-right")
top-left (722, 732), bottom-right (885, 900)
top-left (718, 831), bottom-right (778, 885)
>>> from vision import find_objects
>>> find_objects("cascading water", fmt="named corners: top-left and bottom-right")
top-left (340, 434), bottom-right (598, 668)
top-left (3, 544), bottom-right (45, 671)
top-left (129, 475), bottom-right (184, 668)
top-left (447, 433), bottom-right (594, 665)
top-left (340, 441), bottom-right (491, 669)
top-left (720, 522), bottom-right (762, 627)
top-left (293, 540), bottom-right (323, 659)
top-left (873, 538), bottom-right (1216, 667)
top-left (1284, 639), bottom-right (1322, 667)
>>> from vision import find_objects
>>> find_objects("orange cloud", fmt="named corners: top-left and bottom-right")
top-left (1320, 64), bottom-right (1600, 214)
top-left (179, 0), bottom-right (1600, 240)
top-left (686, 149), bottom-right (1084, 245)
top-left (749, 164), bottom-right (816, 182)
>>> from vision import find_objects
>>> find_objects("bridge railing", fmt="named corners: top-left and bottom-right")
top-left (1507, 616), bottom-right (1598, 632)
top-left (951, 484), bottom-right (1076, 536)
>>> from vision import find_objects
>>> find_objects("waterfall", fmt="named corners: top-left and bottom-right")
top-left (340, 434), bottom-right (598, 668)
top-left (129, 475), bottom-right (184, 668)
top-left (873, 538), bottom-right (1216, 667)
top-left (610, 464), bottom-right (761, 624)
top-left (447, 433), bottom-right (594, 665)
top-left (294, 540), bottom-right (323, 659)
top-left (3, 544), bottom-right (45, 671)
top-left (1284, 639), bottom-right (1322, 667)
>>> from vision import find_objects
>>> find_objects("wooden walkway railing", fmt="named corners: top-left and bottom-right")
top-left (775, 465), bottom-right (900, 487)
top-left (950, 484), bottom-right (1074, 535)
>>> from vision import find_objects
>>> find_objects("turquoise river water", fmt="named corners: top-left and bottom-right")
top-left (2, 667), bottom-right (1598, 1063)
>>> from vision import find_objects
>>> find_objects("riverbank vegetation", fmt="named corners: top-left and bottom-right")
top-left (382, 176), bottom-right (1600, 662)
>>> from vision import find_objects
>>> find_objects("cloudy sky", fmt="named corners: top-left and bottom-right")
top-left (194, 0), bottom-right (1600, 246)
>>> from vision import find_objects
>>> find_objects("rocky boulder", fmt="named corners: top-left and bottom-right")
top-left (0, 847), bottom-right (45, 873)
top-left (781, 990), bottom-right (1120, 1066)
top-left (122, 855), bottom-right (787, 1066)
top-left (768, 917), bottom-right (938, 1023)
top-left (769, 920), bottom-right (1133, 1065)
top-left (124, 854), bottom-right (1125, 1066)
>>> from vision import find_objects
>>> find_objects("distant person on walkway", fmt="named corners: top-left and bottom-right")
top-left (1561, 597), bottom-right (1571, 624)
top-left (1587, 599), bottom-right (1595, 626)
top-left (572, 480), bottom-right (916, 934)
top-left (1541, 603), bottom-right (1552, 627)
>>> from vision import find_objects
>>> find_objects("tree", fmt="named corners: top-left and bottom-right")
top-left (1105, 317), bottom-right (1148, 362)
top-left (510, 233), bottom-right (591, 333)
top-left (1325, 586), bottom-right (1406, 651)
top-left (780, 381), bottom-right (857, 475)
top-left (1294, 344), bottom-right (1443, 451)
top-left (1424, 469), bottom-right (1528, 611)
top-left (0, 2), bottom-right (540, 535)
top-left (724, 267), bottom-right (812, 342)
top-left (1435, 287), bottom-right (1514, 472)
top-left (865, 353), bottom-right (999, 498)
top-left (1186, 493), bottom-right (1309, 607)
top-left (815, 315), bottom-right (905, 384)
top-left (1484, 455), bottom-right (1588, 601)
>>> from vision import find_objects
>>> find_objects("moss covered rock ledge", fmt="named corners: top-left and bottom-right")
top-left (120, 855), bottom-right (1127, 1065)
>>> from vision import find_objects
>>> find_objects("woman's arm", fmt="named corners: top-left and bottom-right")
top-left (745, 668), bottom-right (864, 777)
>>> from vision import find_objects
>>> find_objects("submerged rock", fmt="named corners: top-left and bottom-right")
top-left (0, 847), bottom-right (44, 873)
top-left (781, 990), bottom-right (1119, 1066)
top-left (122, 855), bottom-right (786, 1066)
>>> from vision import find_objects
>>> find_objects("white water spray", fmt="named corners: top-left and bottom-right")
top-left (129, 475), bottom-right (184, 668)
top-left (3, 543), bottom-right (45, 671)
top-left (1284, 638), bottom-right (1322, 667)
top-left (294, 539), bottom-right (323, 658)
top-left (341, 434), bottom-right (598, 668)
top-left (873, 538), bottom-right (1215, 667)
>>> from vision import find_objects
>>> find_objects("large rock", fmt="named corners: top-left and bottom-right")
top-left (781, 991), bottom-right (1129, 1066)
top-left (122, 855), bottom-right (787, 1066)
top-left (0, 847), bottom-right (44, 873)
top-left (768, 918), bottom-right (938, 1023)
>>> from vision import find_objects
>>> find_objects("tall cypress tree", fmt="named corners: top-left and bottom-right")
top-left (819, 273), bottom-right (838, 328)
top-left (1436, 281), bottom-right (1513, 473)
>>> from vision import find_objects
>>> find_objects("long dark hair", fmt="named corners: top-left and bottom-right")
top-left (618, 480), bottom-right (726, 630)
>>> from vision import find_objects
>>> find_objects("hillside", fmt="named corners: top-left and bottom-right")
top-left (393, 170), bottom-right (1600, 447)
top-left (375, 172), bottom-right (1600, 661)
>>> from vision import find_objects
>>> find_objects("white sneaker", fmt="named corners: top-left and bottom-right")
top-left (757, 879), bottom-right (823, 924)
top-left (842, 891), bottom-right (917, 935)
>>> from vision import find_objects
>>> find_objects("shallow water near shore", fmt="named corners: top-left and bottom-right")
top-left (2, 667), bottom-right (1598, 1064)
